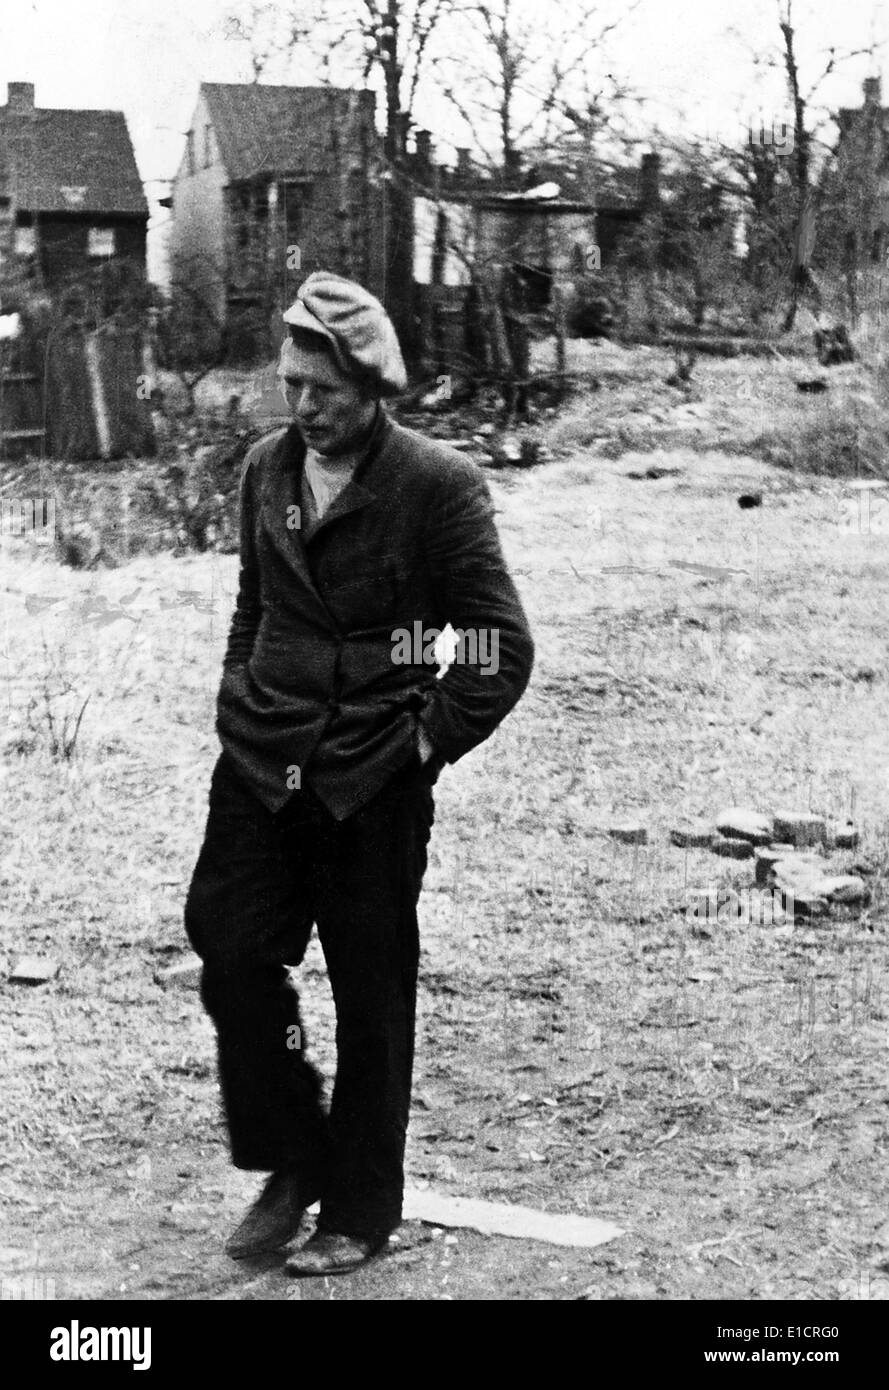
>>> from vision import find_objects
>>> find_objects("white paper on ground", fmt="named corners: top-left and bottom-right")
top-left (402, 1189), bottom-right (624, 1248)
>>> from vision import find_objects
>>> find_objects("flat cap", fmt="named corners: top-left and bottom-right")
top-left (282, 271), bottom-right (407, 396)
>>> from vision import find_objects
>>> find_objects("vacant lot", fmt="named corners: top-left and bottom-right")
top-left (2, 343), bottom-right (887, 1300)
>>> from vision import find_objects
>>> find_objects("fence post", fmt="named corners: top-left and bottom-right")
top-left (85, 331), bottom-right (112, 459)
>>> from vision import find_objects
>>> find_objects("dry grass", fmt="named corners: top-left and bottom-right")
top-left (538, 337), bottom-right (889, 480)
top-left (1, 348), bottom-right (888, 1299)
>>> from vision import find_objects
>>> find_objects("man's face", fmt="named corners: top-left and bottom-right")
top-left (281, 344), bottom-right (377, 456)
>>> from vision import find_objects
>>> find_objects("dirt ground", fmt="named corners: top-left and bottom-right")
top-left (2, 343), bottom-right (888, 1301)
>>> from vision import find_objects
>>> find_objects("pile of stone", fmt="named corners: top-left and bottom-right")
top-left (609, 807), bottom-right (871, 919)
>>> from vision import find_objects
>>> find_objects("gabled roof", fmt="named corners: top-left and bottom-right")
top-left (0, 105), bottom-right (147, 215)
top-left (200, 82), bottom-right (376, 181)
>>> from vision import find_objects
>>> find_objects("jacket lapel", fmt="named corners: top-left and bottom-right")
top-left (259, 425), bottom-right (331, 619)
top-left (258, 411), bottom-right (394, 627)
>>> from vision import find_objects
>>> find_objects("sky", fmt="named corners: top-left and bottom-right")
top-left (1, 0), bottom-right (886, 283)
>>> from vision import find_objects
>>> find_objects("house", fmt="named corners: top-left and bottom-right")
top-left (834, 76), bottom-right (889, 262)
top-left (165, 82), bottom-right (387, 360)
top-left (409, 137), bottom-right (661, 370)
top-left (411, 138), bottom-right (661, 296)
top-left (0, 82), bottom-right (148, 293)
top-left (413, 184), bottom-right (598, 302)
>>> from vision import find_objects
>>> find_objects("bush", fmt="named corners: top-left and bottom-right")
top-left (127, 426), bottom-right (256, 555)
top-left (46, 420), bottom-right (265, 568)
top-left (567, 283), bottom-right (615, 338)
top-left (754, 405), bottom-right (889, 478)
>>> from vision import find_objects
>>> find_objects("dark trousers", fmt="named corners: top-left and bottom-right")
top-left (184, 749), bottom-right (435, 1241)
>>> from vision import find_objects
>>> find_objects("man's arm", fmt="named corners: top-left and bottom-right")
top-left (418, 461), bottom-right (534, 765)
top-left (222, 455), bottom-right (261, 671)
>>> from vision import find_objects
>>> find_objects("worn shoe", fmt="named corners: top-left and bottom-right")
top-left (225, 1170), bottom-right (321, 1259)
top-left (284, 1231), bottom-right (383, 1277)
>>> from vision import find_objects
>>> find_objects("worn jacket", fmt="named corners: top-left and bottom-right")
top-left (216, 406), bottom-right (535, 819)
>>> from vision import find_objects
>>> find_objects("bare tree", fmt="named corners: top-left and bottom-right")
top-left (763, 0), bottom-right (874, 329)
top-left (356, 0), bottom-right (449, 153)
top-left (817, 84), bottom-right (887, 324)
top-left (222, 0), bottom-right (453, 363)
top-left (776, 3), bottom-right (822, 330)
top-left (414, 2), bottom-right (635, 413)
top-left (433, 0), bottom-right (635, 188)
top-left (356, 0), bottom-right (454, 355)
top-left (162, 251), bottom-right (233, 410)
top-left (223, 2), bottom-right (318, 82)
top-left (723, 133), bottom-right (794, 329)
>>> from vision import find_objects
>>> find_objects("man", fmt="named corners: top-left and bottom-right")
top-left (185, 272), bottom-right (534, 1277)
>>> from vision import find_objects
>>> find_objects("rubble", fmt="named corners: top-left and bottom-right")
top-left (827, 822), bottom-right (860, 850)
top-left (773, 884), bottom-right (830, 918)
top-left (154, 956), bottom-right (203, 990)
top-left (754, 849), bottom-right (784, 886)
top-left (771, 813), bottom-right (827, 848)
top-left (710, 835), bottom-right (755, 859)
top-left (609, 823), bottom-right (648, 845)
top-left (715, 808), bottom-right (773, 844)
top-left (666, 804), bottom-right (870, 926)
top-left (484, 434), bottom-right (549, 469)
top-left (790, 874), bottom-right (869, 906)
top-left (814, 324), bottom-right (855, 366)
top-left (821, 875), bottom-right (869, 904)
top-left (9, 956), bottom-right (60, 985)
top-left (669, 821), bottom-right (714, 849)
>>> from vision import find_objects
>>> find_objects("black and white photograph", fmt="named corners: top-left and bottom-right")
top-left (0, 0), bottom-right (887, 1335)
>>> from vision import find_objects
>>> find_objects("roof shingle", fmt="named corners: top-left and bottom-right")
top-left (0, 105), bottom-right (147, 215)
top-left (200, 82), bottom-right (376, 181)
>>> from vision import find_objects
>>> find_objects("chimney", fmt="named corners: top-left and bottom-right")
top-left (863, 76), bottom-right (882, 107)
top-left (7, 82), bottom-right (35, 114)
top-left (456, 147), bottom-right (471, 181)
top-left (415, 129), bottom-right (432, 166)
top-left (639, 152), bottom-right (661, 213)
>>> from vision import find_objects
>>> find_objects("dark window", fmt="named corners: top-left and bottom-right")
top-left (514, 262), bottom-right (552, 310)
top-left (282, 181), bottom-right (312, 241)
top-left (234, 187), bottom-right (251, 252)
